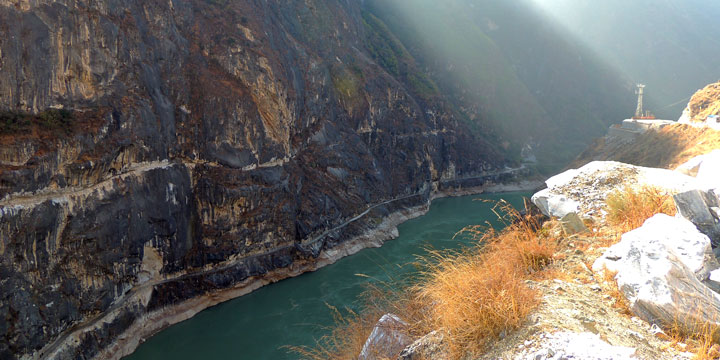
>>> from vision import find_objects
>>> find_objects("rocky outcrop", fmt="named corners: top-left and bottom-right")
top-left (673, 190), bottom-right (720, 247)
top-left (593, 214), bottom-right (720, 335)
top-left (358, 314), bottom-right (411, 360)
top-left (673, 151), bottom-right (720, 248)
top-left (532, 152), bottom-right (720, 340)
top-left (531, 161), bottom-right (698, 219)
top-left (679, 81), bottom-right (720, 124)
top-left (0, 1), bottom-right (522, 359)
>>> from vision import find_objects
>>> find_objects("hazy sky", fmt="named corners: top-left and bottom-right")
top-left (528, 0), bottom-right (720, 117)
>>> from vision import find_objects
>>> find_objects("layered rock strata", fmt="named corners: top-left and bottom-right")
top-left (0, 1), bottom-right (518, 359)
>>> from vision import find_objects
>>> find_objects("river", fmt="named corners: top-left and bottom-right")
top-left (124, 192), bottom-right (529, 360)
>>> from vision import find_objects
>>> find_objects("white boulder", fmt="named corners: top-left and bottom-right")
top-left (358, 314), bottom-right (411, 360)
top-left (593, 214), bottom-right (720, 332)
top-left (531, 189), bottom-right (580, 219)
top-left (531, 161), bottom-right (699, 219)
top-left (680, 150), bottom-right (720, 194)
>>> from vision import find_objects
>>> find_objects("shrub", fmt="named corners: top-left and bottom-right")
top-left (605, 186), bottom-right (677, 233)
top-left (38, 109), bottom-right (73, 130)
top-left (0, 111), bottom-right (31, 133)
top-left (0, 109), bottom-right (74, 135)
top-left (665, 308), bottom-right (720, 360)
top-left (415, 202), bottom-right (555, 356)
top-left (287, 306), bottom-right (382, 360)
top-left (292, 201), bottom-right (557, 359)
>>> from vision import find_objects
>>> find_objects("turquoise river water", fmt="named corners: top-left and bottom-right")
top-left (125, 192), bottom-right (529, 360)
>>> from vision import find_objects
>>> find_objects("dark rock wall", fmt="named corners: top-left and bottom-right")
top-left (0, 1), bottom-right (506, 358)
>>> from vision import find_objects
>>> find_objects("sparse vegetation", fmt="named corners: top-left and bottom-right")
top-left (666, 310), bottom-right (720, 360)
top-left (0, 109), bottom-right (74, 135)
top-left (683, 81), bottom-right (720, 124)
top-left (204, 0), bottom-right (229, 6)
top-left (287, 306), bottom-right (383, 360)
top-left (293, 201), bottom-right (558, 359)
top-left (574, 124), bottom-right (720, 170)
top-left (605, 186), bottom-right (677, 233)
top-left (330, 65), bottom-right (364, 114)
top-left (598, 267), bottom-right (632, 316)
top-left (361, 10), bottom-right (439, 100)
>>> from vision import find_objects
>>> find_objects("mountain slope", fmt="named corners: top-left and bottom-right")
top-left (364, 0), bottom-right (635, 172)
top-left (0, 0), bottom-right (648, 359)
top-left (0, 1), bottom-right (507, 358)
top-left (529, 0), bottom-right (720, 118)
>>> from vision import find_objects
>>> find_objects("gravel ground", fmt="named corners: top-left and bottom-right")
top-left (478, 233), bottom-right (695, 360)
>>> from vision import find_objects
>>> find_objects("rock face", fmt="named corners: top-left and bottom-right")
top-left (0, 1), bottom-right (522, 359)
top-left (358, 314), bottom-right (411, 360)
top-left (673, 190), bottom-right (720, 247)
top-left (531, 161), bottom-right (698, 218)
top-left (593, 214), bottom-right (720, 333)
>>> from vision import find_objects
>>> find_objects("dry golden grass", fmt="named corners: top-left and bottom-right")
top-left (292, 201), bottom-right (559, 359)
top-left (598, 267), bottom-right (632, 316)
top-left (605, 186), bottom-right (677, 233)
top-left (665, 313), bottom-right (720, 360)
top-left (413, 202), bottom-right (558, 357)
top-left (662, 125), bottom-right (720, 169)
top-left (573, 124), bottom-right (720, 170)
top-left (287, 306), bottom-right (383, 360)
top-left (684, 81), bottom-right (720, 124)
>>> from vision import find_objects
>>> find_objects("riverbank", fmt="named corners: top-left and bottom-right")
top-left (348, 134), bottom-right (720, 359)
top-left (85, 177), bottom-right (539, 360)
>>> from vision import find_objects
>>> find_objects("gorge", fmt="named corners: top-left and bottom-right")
top-left (2, 1), bottom-right (720, 359)
top-left (124, 193), bottom-right (529, 360)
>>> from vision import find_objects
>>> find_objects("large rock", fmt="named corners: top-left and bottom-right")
top-left (560, 212), bottom-right (589, 235)
top-left (398, 331), bottom-right (447, 360)
top-left (359, 314), bottom-right (412, 360)
top-left (696, 150), bottom-right (720, 187)
top-left (675, 150), bottom-right (720, 177)
top-left (673, 190), bottom-right (720, 247)
top-left (593, 214), bottom-right (720, 333)
top-left (675, 150), bottom-right (720, 194)
top-left (531, 189), bottom-right (580, 219)
top-left (531, 161), bottom-right (698, 218)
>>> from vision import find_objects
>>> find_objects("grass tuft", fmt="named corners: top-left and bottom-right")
top-left (292, 200), bottom-right (558, 359)
top-left (286, 306), bottom-right (382, 360)
top-left (598, 267), bottom-right (632, 316)
top-left (665, 312), bottom-right (720, 360)
top-left (605, 186), bottom-right (677, 233)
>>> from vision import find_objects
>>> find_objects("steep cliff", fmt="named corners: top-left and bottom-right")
top-left (364, 0), bottom-right (636, 172)
top-left (0, 1), bottom-right (517, 359)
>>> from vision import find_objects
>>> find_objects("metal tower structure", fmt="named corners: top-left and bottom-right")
top-left (634, 84), bottom-right (645, 118)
